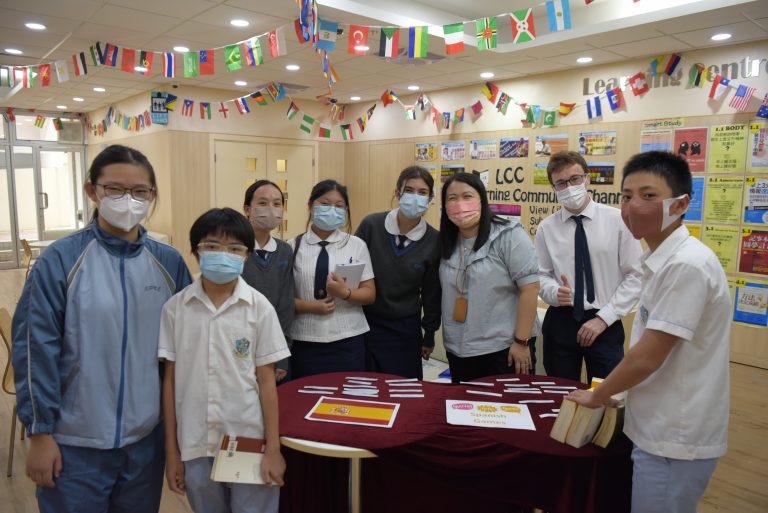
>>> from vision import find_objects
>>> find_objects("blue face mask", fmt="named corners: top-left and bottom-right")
top-left (199, 251), bottom-right (245, 284)
top-left (398, 192), bottom-right (429, 220)
top-left (313, 205), bottom-right (346, 231)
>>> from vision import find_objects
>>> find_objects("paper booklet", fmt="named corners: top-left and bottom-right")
top-left (334, 262), bottom-right (365, 289)
top-left (211, 434), bottom-right (273, 485)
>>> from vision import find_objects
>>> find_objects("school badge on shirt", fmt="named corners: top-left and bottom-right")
top-left (233, 338), bottom-right (251, 359)
top-left (639, 305), bottom-right (649, 326)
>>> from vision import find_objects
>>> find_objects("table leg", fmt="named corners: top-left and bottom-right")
top-left (349, 457), bottom-right (362, 513)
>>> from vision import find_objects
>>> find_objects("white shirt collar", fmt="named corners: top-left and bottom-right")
top-left (305, 228), bottom-right (346, 244)
top-left (184, 276), bottom-right (254, 311)
top-left (642, 224), bottom-right (690, 274)
top-left (384, 209), bottom-right (427, 241)
top-left (256, 236), bottom-right (277, 252)
top-left (558, 197), bottom-right (596, 223)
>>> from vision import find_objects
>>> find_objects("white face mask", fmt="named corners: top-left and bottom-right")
top-left (661, 194), bottom-right (689, 231)
top-left (556, 183), bottom-right (588, 211)
top-left (98, 195), bottom-right (150, 232)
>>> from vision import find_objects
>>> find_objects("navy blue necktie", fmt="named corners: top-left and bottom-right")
top-left (572, 215), bottom-right (595, 321)
top-left (256, 249), bottom-right (268, 261)
top-left (314, 241), bottom-right (330, 299)
top-left (397, 235), bottom-right (407, 249)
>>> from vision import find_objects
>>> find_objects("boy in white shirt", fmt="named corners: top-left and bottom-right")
top-left (160, 208), bottom-right (291, 513)
top-left (568, 152), bottom-right (730, 513)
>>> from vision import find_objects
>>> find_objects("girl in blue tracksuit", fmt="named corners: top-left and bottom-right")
top-left (12, 144), bottom-right (192, 513)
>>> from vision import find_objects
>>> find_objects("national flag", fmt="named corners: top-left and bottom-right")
top-left (357, 115), bottom-right (367, 132)
top-left (708, 74), bottom-right (730, 99)
top-left (431, 107), bottom-right (440, 125)
top-left (199, 49), bottom-right (215, 75)
top-left (510, 9), bottom-right (536, 44)
top-left (20, 67), bottom-right (35, 88)
top-left (163, 53), bottom-right (175, 78)
top-left (543, 109), bottom-right (557, 126)
top-left (0, 67), bottom-right (14, 88)
top-left (687, 63), bottom-right (705, 87)
top-left (526, 105), bottom-right (537, 125)
top-left (348, 25), bottom-right (369, 55)
top-left (121, 48), bottom-right (136, 73)
top-left (442, 112), bottom-right (451, 129)
top-left (234, 97), bottom-right (250, 114)
top-left (496, 92), bottom-right (510, 114)
top-left (224, 45), bottom-right (242, 72)
top-left (52, 118), bottom-right (64, 131)
top-left (316, 19), bottom-right (338, 52)
top-left (318, 124), bottom-right (332, 138)
top-left (379, 27), bottom-right (400, 58)
top-left (454, 108), bottom-right (465, 123)
top-left (89, 45), bottom-right (101, 67)
top-left (546, 0), bottom-right (571, 32)
top-left (606, 87), bottom-right (623, 110)
top-left (54, 60), bottom-right (69, 83)
top-left (482, 81), bottom-right (499, 103)
top-left (559, 102), bottom-right (575, 116)
top-left (199, 102), bottom-right (211, 120)
top-left (471, 100), bottom-right (483, 116)
top-left (73, 52), bottom-right (88, 76)
top-left (103, 43), bottom-right (118, 66)
top-left (381, 89), bottom-right (395, 107)
top-left (650, 55), bottom-right (664, 76)
top-left (340, 124), bottom-right (353, 140)
top-left (144, 111), bottom-right (152, 127)
top-left (294, 18), bottom-right (306, 44)
top-left (137, 51), bottom-right (153, 75)
top-left (405, 105), bottom-right (416, 120)
top-left (629, 72), bottom-right (649, 95)
top-left (664, 53), bottom-right (681, 76)
top-left (251, 91), bottom-right (268, 106)
top-left (476, 17), bottom-right (498, 51)
top-left (268, 28), bottom-right (287, 58)
top-left (300, 114), bottom-right (315, 133)
top-left (5, 108), bottom-right (15, 122)
top-left (286, 101), bottom-right (300, 120)
top-left (183, 52), bottom-right (199, 77)
top-left (367, 104), bottom-right (376, 119)
top-left (267, 82), bottom-right (286, 101)
top-left (729, 84), bottom-right (756, 111)
top-left (219, 102), bottom-right (229, 118)
top-left (34, 115), bottom-right (45, 128)
top-left (182, 99), bottom-right (194, 117)
top-left (243, 38), bottom-right (263, 66)
top-left (756, 94), bottom-right (768, 119)
top-left (443, 23), bottom-right (465, 55)
top-left (408, 26), bottom-right (428, 59)
top-left (39, 64), bottom-right (51, 86)
top-left (587, 96), bottom-right (602, 119)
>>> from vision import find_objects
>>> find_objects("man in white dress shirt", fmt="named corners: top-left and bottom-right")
top-left (535, 151), bottom-right (643, 383)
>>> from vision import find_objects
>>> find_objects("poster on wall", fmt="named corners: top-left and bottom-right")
top-left (708, 124), bottom-right (748, 173)
top-left (578, 131), bottom-right (617, 156)
top-left (686, 223), bottom-right (702, 239)
top-left (687, 176), bottom-right (705, 222)
top-left (739, 229), bottom-right (768, 276)
top-left (673, 127), bottom-right (708, 172)
top-left (533, 163), bottom-right (550, 185)
top-left (490, 203), bottom-right (522, 224)
top-left (640, 129), bottom-right (673, 152)
top-left (535, 134), bottom-right (568, 157)
top-left (749, 123), bottom-right (768, 170)
top-left (415, 143), bottom-right (437, 162)
top-left (744, 176), bottom-right (768, 225)
top-left (702, 225), bottom-right (740, 274)
top-left (586, 162), bottom-right (615, 186)
top-left (733, 279), bottom-right (768, 327)
top-left (441, 141), bottom-right (466, 161)
top-left (422, 165), bottom-right (438, 202)
top-left (500, 137), bottom-right (529, 158)
top-left (469, 139), bottom-right (497, 160)
top-left (703, 176), bottom-right (743, 224)
top-left (441, 164), bottom-right (465, 183)
top-left (150, 91), bottom-right (169, 125)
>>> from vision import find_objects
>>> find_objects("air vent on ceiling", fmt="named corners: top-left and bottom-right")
top-left (387, 50), bottom-right (445, 66)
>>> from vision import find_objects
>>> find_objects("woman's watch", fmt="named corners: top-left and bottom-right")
top-left (513, 336), bottom-right (529, 347)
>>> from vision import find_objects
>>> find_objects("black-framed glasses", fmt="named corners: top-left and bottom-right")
top-left (96, 183), bottom-right (155, 201)
top-left (552, 174), bottom-right (586, 191)
top-left (197, 242), bottom-right (249, 256)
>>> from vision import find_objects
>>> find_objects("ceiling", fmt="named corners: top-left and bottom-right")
top-left (0, 0), bottom-right (766, 113)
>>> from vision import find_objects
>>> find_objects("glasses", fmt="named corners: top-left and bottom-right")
top-left (97, 183), bottom-right (155, 201)
top-left (197, 242), bottom-right (249, 256)
top-left (552, 174), bottom-right (586, 191)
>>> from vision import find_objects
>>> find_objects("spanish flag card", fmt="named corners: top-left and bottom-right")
top-left (306, 397), bottom-right (400, 428)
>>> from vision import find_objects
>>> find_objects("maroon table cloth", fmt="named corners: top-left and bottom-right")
top-left (278, 372), bottom-right (631, 513)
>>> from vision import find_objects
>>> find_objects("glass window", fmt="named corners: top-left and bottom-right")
top-left (15, 114), bottom-right (83, 143)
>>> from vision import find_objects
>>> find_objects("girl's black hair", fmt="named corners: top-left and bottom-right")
top-left (190, 208), bottom-right (255, 255)
top-left (306, 179), bottom-right (352, 234)
top-left (243, 179), bottom-right (285, 206)
top-left (88, 144), bottom-right (157, 218)
top-left (439, 172), bottom-right (507, 259)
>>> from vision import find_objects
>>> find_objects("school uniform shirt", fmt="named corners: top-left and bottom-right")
top-left (440, 221), bottom-right (539, 358)
top-left (535, 199), bottom-right (643, 326)
top-left (624, 226), bottom-right (730, 460)
top-left (289, 229), bottom-right (375, 343)
top-left (158, 277), bottom-right (290, 462)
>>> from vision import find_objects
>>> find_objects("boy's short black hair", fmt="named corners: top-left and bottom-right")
top-left (622, 151), bottom-right (693, 198)
top-left (190, 208), bottom-right (255, 255)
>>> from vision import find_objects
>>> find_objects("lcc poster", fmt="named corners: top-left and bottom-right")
top-left (739, 229), bottom-right (768, 276)
top-left (708, 124), bottom-right (748, 173)
top-left (673, 127), bottom-right (708, 172)
top-left (733, 279), bottom-right (768, 327)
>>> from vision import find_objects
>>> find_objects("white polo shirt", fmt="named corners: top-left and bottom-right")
top-left (289, 229), bottom-right (375, 343)
top-left (158, 277), bottom-right (290, 461)
top-left (624, 226), bottom-right (730, 460)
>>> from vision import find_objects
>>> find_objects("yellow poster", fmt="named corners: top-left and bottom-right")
top-left (708, 124), bottom-right (748, 173)
top-left (686, 223), bottom-right (701, 239)
top-left (704, 176), bottom-right (743, 224)
top-left (702, 225), bottom-right (740, 273)
top-left (727, 277), bottom-right (736, 302)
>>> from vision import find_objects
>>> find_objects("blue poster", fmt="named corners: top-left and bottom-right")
top-left (150, 91), bottom-right (169, 125)
top-left (733, 281), bottom-right (768, 327)
top-left (687, 176), bottom-right (704, 222)
top-left (744, 177), bottom-right (768, 225)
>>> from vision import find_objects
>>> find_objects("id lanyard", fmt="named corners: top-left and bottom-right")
top-left (453, 241), bottom-right (472, 323)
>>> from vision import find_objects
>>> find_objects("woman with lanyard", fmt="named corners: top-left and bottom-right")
top-left (12, 144), bottom-right (192, 512)
top-left (241, 180), bottom-right (294, 381)
top-left (439, 172), bottom-right (540, 383)
top-left (356, 166), bottom-right (441, 379)
top-left (289, 180), bottom-right (376, 378)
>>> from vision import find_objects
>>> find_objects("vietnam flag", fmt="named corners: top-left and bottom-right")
top-left (306, 397), bottom-right (399, 427)
top-left (121, 48), bottom-right (136, 73)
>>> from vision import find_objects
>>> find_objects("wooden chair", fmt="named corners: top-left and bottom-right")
top-left (1, 307), bottom-right (24, 477)
top-left (19, 239), bottom-right (35, 280)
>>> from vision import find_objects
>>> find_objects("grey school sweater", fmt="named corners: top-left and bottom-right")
top-left (355, 212), bottom-right (441, 347)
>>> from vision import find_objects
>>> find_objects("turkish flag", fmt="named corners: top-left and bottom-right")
top-left (347, 25), bottom-right (369, 55)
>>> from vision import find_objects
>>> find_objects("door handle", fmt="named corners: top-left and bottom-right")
top-left (40, 192), bottom-right (49, 209)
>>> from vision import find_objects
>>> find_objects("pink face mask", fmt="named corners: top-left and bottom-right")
top-left (621, 195), bottom-right (687, 240)
top-left (446, 200), bottom-right (481, 228)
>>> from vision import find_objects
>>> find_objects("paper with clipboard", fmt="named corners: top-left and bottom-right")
top-left (334, 261), bottom-right (365, 289)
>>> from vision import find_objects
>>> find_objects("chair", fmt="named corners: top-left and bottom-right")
top-left (19, 239), bottom-right (35, 280)
top-left (1, 307), bottom-right (24, 477)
